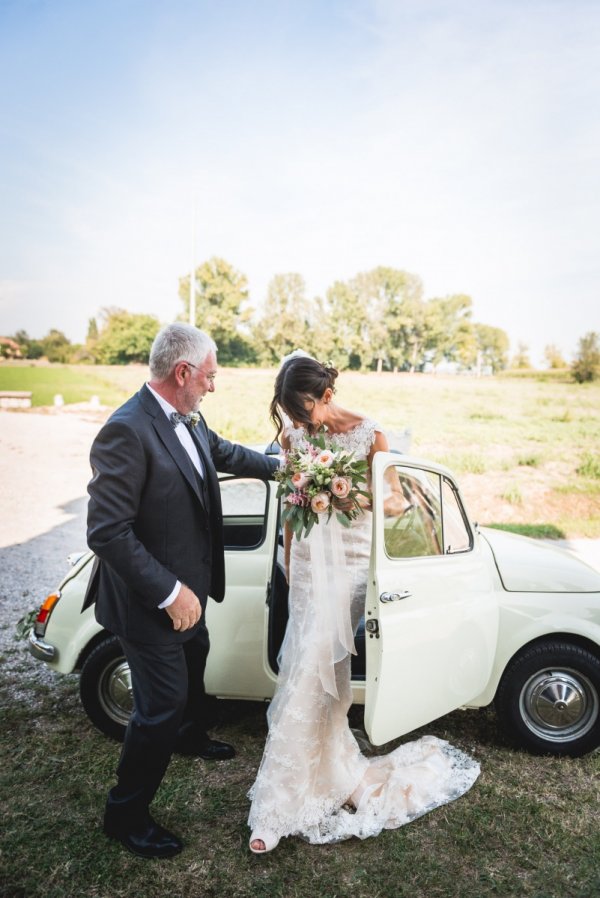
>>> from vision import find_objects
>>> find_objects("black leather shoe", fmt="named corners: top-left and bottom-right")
top-left (175, 727), bottom-right (236, 760)
top-left (196, 736), bottom-right (236, 760)
top-left (103, 814), bottom-right (183, 859)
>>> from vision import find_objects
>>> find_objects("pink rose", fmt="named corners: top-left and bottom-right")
top-left (292, 471), bottom-right (310, 489)
top-left (331, 476), bottom-right (351, 499)
top-left (310, 491), bottom-right (330, 514)
top-left (316, 449), bottom-right (335, 468)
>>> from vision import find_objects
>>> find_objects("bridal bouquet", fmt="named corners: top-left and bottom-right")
top-left (275, 432), bottom-right (371, 540)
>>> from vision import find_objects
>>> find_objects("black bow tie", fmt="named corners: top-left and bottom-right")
top-left (170, 411), bottom-right (200, 429)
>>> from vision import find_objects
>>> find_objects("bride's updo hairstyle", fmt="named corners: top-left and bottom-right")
top-left (270, 357), bottom-right (339, 442)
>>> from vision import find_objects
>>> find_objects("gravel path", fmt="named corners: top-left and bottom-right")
top-left (0, 410), bottom-right (103, 697)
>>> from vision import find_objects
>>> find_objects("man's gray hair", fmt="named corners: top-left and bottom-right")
top-left (149, 323), bottom-right (217, 381)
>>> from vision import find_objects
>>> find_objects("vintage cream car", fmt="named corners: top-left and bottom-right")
top-left (29, 452), bottom-right (600, 757)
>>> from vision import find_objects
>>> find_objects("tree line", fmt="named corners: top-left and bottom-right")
top-left (178, 259), bottom-right (511, 373)
top-left (2, 257), bottom-right (598, 381)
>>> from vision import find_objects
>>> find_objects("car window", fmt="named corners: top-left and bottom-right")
top-left (441, 477), bottom-right (472, 553)
top-left (383, 466), bottom-right (473, 559)
top-left (384, 467), bottom-right (443, 558)
top-left (220, 477), bottom-right (268, 549)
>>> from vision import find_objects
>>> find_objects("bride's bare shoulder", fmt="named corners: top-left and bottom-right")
top-left (343, 412), bottom-right (380, 434)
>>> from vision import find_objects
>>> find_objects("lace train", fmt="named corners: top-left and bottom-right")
top-left (247, 419), bottom-right (480, 845)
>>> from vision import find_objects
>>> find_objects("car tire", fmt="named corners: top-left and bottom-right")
top-left (80, 636), bottom-right (131, 741)
top-left (495, 640), bottom-right (600, 757)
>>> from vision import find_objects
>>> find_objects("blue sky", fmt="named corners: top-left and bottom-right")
top-left (1, 0), bottom-right (599, 364)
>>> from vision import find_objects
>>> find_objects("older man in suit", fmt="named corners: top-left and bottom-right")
top-left (86, 323), bottom-right (278, 858)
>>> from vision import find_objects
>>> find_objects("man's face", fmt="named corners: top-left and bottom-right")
top-left (182, 350), bottom-right (217, 411)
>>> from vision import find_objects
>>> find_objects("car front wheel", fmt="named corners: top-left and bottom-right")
top-left (495, 640), bottom-right (600, 757)
top-left (80, 636), bottom-right (131, 741)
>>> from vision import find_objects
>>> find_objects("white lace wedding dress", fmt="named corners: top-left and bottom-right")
top-left (248, 419), bottom-right (480, 845)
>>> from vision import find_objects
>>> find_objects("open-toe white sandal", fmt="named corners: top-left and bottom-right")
top-left (249, 831), bottom-right (280, 854)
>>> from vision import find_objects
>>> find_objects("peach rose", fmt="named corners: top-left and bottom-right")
top-left (331, 476), bottom-right (351, 499)
top-left (310, 491), bottom-right (330, 514)
top-left (316, 449), bottom-right (335, 468)
top-left (292, 471), bottom-right (310, 489)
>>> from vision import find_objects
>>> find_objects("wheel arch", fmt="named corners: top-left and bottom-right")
top-left (494, 631), bottom-right (600, 700)
top-left (468, 628), bottom-right (600, 708)
top-left (74, 628), bottom-right (117, 672)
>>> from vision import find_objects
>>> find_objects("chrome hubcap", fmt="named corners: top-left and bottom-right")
top-left (520, 668), bottom-right (598, 742)
top-left (100, 660), bottom-right (133, 725)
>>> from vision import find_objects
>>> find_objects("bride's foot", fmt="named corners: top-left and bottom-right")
top-left (349, 777), bottom-right (384, 810)
top-left (249, 831), bottom-right (280, 854)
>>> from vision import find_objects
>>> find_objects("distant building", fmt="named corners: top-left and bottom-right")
top-left (0, 337), bottom-right (23, 359)
top-left (423, 359), bottom-right (493, 376)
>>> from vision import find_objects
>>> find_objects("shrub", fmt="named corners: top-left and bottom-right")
top-left (501, 485), bottom-right (523, 504)
top-left (577, 453), bottom-right (600, 480)
top-left (572, 331), bottom-right (600, 383)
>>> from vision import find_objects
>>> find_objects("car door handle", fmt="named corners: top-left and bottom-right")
top-left (379, 590), bottom-right (412, 603)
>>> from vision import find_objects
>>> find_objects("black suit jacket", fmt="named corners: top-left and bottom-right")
top-left (85, 385), bottom-right (278, 645)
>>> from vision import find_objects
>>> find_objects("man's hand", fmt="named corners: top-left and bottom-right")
top-left (165, 584), bottom-right (202, 632)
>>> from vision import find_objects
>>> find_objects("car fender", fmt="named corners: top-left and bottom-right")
top-left (465, 593), bottom-right (600, 707)
top-left (41, 574), bottom-right (106, 674)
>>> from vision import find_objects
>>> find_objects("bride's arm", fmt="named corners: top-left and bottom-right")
top-left (368, 431), bottom-right (412, 516)
top-left (367, 429), bottom-right (389, 465)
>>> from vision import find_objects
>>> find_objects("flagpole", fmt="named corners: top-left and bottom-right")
top-left (189, 203), bottom-right (197, 326)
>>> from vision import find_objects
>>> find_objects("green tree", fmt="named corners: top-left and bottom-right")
top-left (87, 317), bottom-right (99, 342)
top-left (424, 295), bottom-right (476, 370)
top-left (352, 270), bottom-right (390, 371)
top-left (94, 309), bottom-right (160, 365)
top-left (41, 329), bottom-right (72, 363)
top-left (367, 267), bottom-right (425, 372)
top-left (83, 317), bottom-right (100, 362)
top-left (253, 274), bottom-right (314, 366)
top-left (322, 279), bottom-right (368, 369)
top-left (572, 331), bottom-right (600, 383)
top-left (473, 324), bottom-right (509, 373)
top-left (511, 342), bottom-right (532, 369)
top-left (324, 267), bottom-right (425, 371)
top-left (307, 294), bottom-right (339, 365)
top-left (179, 257), bottom-right (255, 365)
top-left (10, 329), bottom-right (44, 359)
top-left (11, 329), bottom-right (29, 352)
top-left (544, 344), bottom-right (567, 369)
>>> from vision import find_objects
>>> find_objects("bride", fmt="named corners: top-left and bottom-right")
top-left (248, 354), bottom-right (480, 853)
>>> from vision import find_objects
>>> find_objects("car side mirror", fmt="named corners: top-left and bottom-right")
top-left (265, 441), bottom-right (281, 456)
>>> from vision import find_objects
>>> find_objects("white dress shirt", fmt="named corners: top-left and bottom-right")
top-left (146, 383), bottom-right (205, 478)
top-left (146, 383), bottom-right (205, 609)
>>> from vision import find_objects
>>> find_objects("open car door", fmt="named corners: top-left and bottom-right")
top-left (365, 453), bottom-right (499, 745)
top-left (205, 475), bottom-right (280, 699)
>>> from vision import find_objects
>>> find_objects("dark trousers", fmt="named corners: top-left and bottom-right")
top-left (105, 621), bottom-right (210, 824)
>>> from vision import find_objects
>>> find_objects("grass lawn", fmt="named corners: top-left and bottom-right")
top-left (0, 363), bottom-right (144, 408)
top-left (1, 662), bottom-right (599, 898)
top-left (4, 362), bottom-right (598, 538)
